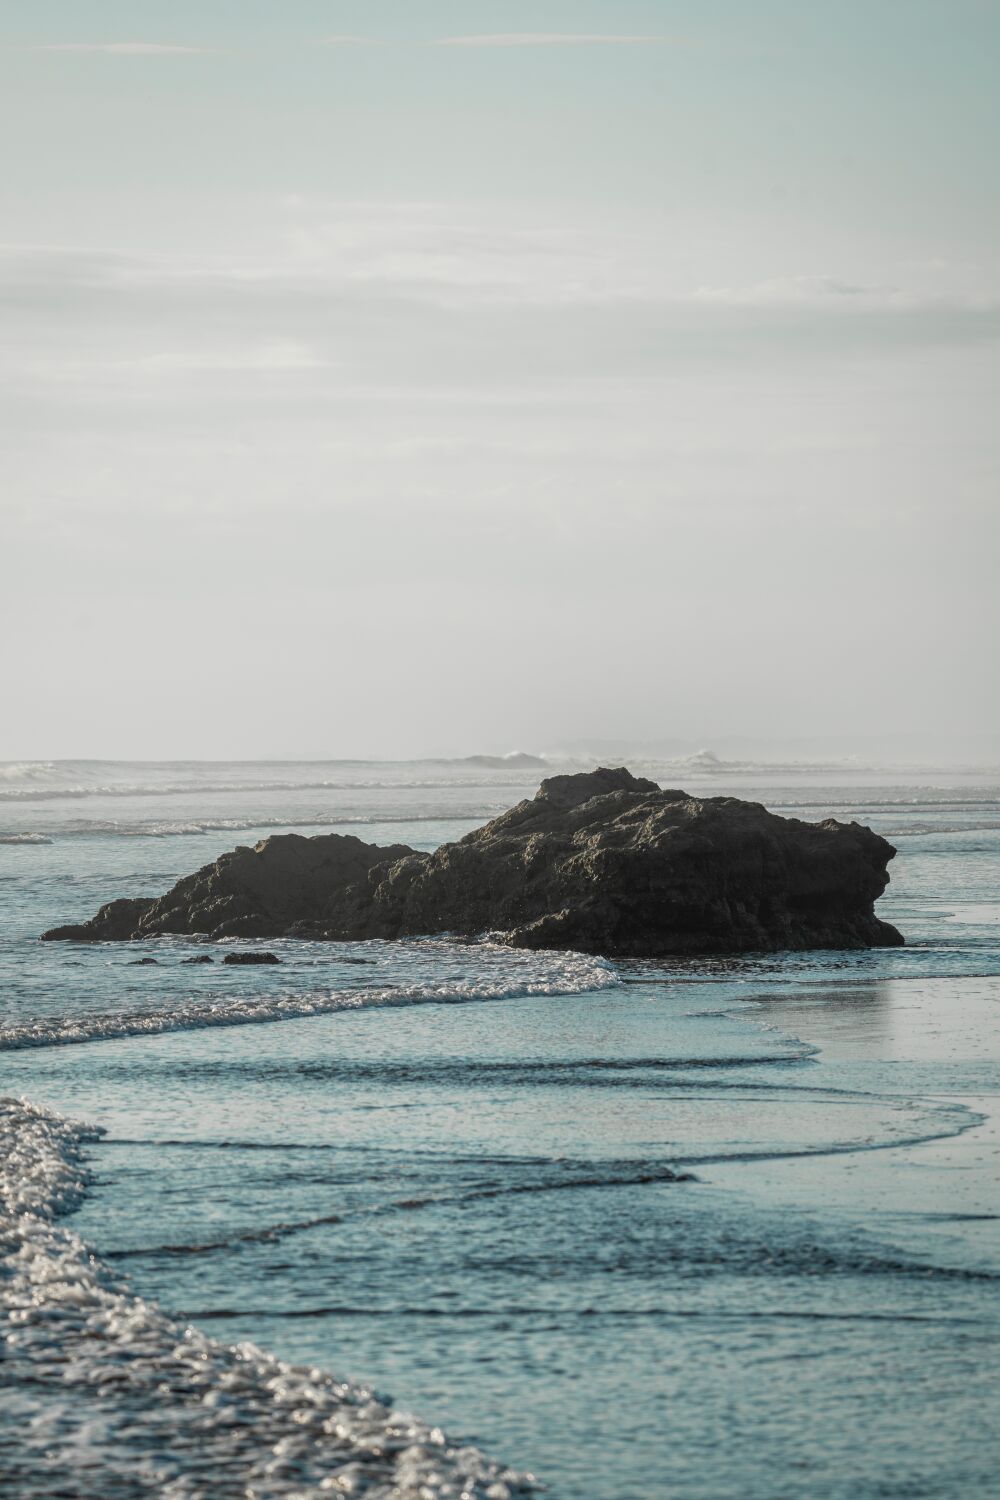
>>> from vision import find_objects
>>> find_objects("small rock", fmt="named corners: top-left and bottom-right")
top-left (222, 951), bottom-right (280, 965)
top-left (128, 957), bottom-right (159, 966)
top-left (182, 955), bottom-right (215, 964)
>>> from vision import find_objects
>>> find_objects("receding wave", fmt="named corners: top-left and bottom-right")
top-left (182, 1304), bottom-right (990, 1325)
top-left (110, 1161), bottom-right (695, 1259)
top-left (0, 1097), bottom-right (535, 1498)
top-left (126, 1051), bottom-right (815, 1090)
top-left (0, 949), bottom-right (619, 1050)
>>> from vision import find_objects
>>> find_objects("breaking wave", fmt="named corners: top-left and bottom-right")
top-left (0, 758), bottom-right (546, 804)
top-left (0, 760), bottom-right (58, 782)
top-left (0, 947), bottom-right (619, 1051)
top-left (0, 1097), bottom-right (534, 1498)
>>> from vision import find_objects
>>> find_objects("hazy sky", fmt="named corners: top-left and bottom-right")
top-left (2, 0), bottom-right (998, 758)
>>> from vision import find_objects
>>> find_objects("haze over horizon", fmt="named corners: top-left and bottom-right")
top-left (3, 0), bottom-right (997, 760)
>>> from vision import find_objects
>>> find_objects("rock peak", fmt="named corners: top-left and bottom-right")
top-left (535, 766), bottom-right (660, 809)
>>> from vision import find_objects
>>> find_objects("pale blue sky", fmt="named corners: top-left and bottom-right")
top-left (2, 2), bottom-right (998, 757)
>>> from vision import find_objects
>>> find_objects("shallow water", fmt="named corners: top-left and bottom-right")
top-left (2, 759), bottom-right (999, 1498)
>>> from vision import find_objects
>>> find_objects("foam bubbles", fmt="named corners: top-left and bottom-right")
top-left (0, 1097), bottom-right (535, 1498)
top-left (0, 943), bottom-right (619, 1051)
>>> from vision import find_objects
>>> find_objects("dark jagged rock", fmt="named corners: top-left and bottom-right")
top-left (42, 833), bottom-right (415, 943)
top-left (43, 897), bottom-right (156, 944)
top-left (181, 954), bottom-right (215, 964)
top-left (330, 767), bottom-right (902, 954)
top-left (222, 952), bottom-right (280, 966)
top-left (41, 769), bottom-right (903, 955)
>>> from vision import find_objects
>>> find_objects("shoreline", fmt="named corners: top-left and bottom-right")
top-left (0, 1095), bottom-right (536, 1500)
top-left (3, 765), bottom-right (999, 1499)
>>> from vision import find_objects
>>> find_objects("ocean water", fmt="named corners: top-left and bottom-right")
top-left (2, 758), bottom-right (1000, 1499)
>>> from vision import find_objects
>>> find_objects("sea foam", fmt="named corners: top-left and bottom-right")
top-left (0, 1096), bottom-right (535, 1498)
top-left (0, 944), bottom-right (619, 1051)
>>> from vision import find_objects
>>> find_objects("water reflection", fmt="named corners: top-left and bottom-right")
top-left (743, 981), bottom-right (896, 1059)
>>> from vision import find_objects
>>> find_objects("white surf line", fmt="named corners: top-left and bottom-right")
top-left (0, 955), bottom-right (620, 1050)
top-left (0, 1096), bottom-right (535, 1499)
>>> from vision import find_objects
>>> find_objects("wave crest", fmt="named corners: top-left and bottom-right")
top-left (0, 945), bottom-right (619, 1051)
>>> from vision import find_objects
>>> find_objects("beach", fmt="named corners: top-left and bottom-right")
top-left (2, 759), bottom-right (999, 1498)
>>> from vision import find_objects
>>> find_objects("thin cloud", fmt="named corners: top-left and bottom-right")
top-left (4, 237), bottom-right (995, 383)
top-left (691, 275), bottom-right (899, 307)
top-left (25, 42), bottom-right (211, 56)
top-left (314, 35), bottom-right (383, 46)
top-left (434, 33), bottom-right (673, 48)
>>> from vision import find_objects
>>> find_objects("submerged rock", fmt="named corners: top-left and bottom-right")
top-left (222, 952), bottom-right (280, 966)
top-left (41, 769), bottom-right (903, 955)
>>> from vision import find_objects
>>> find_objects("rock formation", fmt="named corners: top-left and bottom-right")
top-left (42, 768), bottom-right (903, 955)
top-left (42, 833), bottom-right (414, 943)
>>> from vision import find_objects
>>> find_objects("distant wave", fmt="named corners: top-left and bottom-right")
top-left (5, 809), bottom-right (1000, 841)
top-left (2, 757), bottom-right (997, 808)
top-left (0, 948), bottom-right (619, 1051)
top-left (0, 811), bottom-right (496, 840)
top-left (0, 760), bottom-right (58, 782)
top-left (0, 1097), bottom-right (535, 1497)
top-left (0, 756), bottom-right (549, 803)
top-left (769, 798), bottom-right (1000, 811)
top-left (0, 778), bottom-right (537, 803)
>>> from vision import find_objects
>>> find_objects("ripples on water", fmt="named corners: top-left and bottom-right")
top-left (2, 759), bottom-right (1000, 1499)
